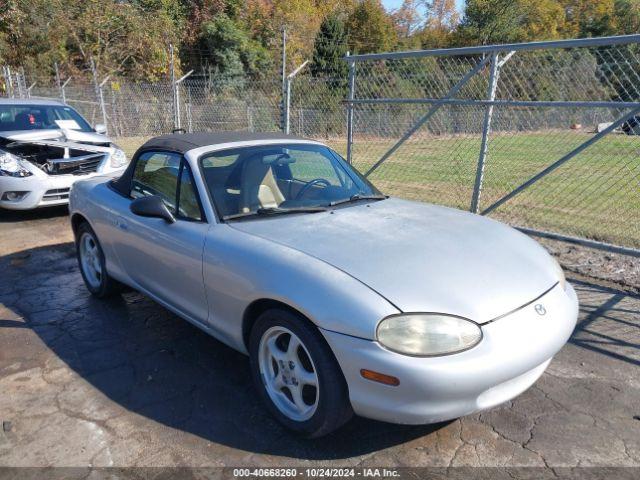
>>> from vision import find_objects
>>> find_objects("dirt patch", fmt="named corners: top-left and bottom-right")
top-left (540, 237), bottom-right (640, 294)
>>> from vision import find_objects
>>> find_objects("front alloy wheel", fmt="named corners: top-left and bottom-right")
top-left (249, 308), bottom-right (353, 437)
top-left (258, 326), bottom-right (319, 422)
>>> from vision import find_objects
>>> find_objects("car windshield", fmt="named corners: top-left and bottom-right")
top-left (199, 143), bottom-right (384, 219)
top-left (0, 104), bottom-right (94, 132)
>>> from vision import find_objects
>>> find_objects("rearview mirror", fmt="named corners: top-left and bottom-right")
top-left (130, 195), bottom-right (175, 223)
top-left (94, 123), bottom-right (107, 134)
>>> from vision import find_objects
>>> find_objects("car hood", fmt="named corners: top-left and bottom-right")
top-left (1, 129), bottom-right (112, 145)
top-left (229, 198), bottom-right (559, 324)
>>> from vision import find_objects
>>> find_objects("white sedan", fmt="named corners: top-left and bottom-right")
top-left (68, 132), bottom-right (578, 437)
top-left (0, 99), bottom-right (127, 210)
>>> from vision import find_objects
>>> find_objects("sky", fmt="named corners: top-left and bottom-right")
top-left (381, 0), bottom-right (465, 14)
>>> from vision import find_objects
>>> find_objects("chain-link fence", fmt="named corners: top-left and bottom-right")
top-left (1, 35), bottom-right (639, 255)
top-left (345, 35), bottom-right (640, 255)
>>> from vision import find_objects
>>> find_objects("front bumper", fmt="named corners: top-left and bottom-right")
top-left (322, 283), bottom-right (578, 425)
top-left (0, 167), bottom-right (125, 210)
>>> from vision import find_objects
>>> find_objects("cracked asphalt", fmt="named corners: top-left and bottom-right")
top-left (0, 207), bottom-right (639, 468)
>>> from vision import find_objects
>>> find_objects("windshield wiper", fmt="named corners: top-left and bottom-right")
top-left (223, 206), bottom-right (328, 221)
top-left (329, 193), bottom-right (388, 207)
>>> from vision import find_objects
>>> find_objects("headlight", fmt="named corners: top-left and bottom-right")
top-left (0, 150), bottom-right (32, 177)
top-left (377, 314), bottom-right (482, 356)
top-left (110, 147), bottom-right (127, 168)
top-left (552, 258), bottom-right (566, 290)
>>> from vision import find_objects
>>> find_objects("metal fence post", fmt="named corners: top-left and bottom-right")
top-left (285, 60), bottom-right (309, 135)
top-left (15, 70), bottom-right (24, 98)
top-left (170, 44), bottom-right (179, 130)
top-left (175, 81), bottom-right (181, 131)
top-left (90, 57), bottom-right (109, 133)
top-left (187, 85), bottom-right (193, 133)
top-left (174, 71), bottom-right (194, 132)
top-left (26, 81), bottom-right (35, 98)
top-left (2, 66), bottom-right (13, 98)
top-left (55, 62), bottom-right (62, 100)
top-left (346, 54), bottom-right (356, 165)
top-left (60, 77), bottom-right (71, 104)
top-left (284, 77), bottom-right (292, 134)
top-left (280, 27), bottom-right (287, 132)
top-left (470, 52), bottom-right (500, 213)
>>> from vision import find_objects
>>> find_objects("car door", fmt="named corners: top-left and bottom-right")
top-left (112, 150), bottom-right (210, 324)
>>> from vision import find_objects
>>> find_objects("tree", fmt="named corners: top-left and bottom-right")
top-left (393, 0), bottom-right (423, 38)
top-left (346, 0), bottom-right (397, 54)
top-left (425, 0), bottom-right (460, 31)
top-left (420, 0), bottom-right (460, 48)
top-left (197, 15), bottom-right (272, 80)
top-left (0, 0), bottom-right (180, 81)
top-left (454, 0), bottom-right (525, 45)
top-left (311, 14), bottom-right (349, 81)
top-left (454, 0), bottom-right (565, 46)
top-left (560, 0), bottom-right (616, 37)
top-left (614, 0), bottom-right (640, 34)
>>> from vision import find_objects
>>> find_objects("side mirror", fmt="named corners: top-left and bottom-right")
top-left (94, 123), bottom-right (107, 134)
top-left (130, 195), bottom-right (175, 223)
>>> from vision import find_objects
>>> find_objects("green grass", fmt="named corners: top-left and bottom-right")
top-left (114, 131), bottom-right (640, 248)
top-left (117, 136), bottom-right (148, 158)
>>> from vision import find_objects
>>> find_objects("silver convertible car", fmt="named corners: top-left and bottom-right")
top-left (69, 132), bottom-right (578, 437)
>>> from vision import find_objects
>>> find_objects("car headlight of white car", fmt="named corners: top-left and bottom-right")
top-left (377, 314), bottom-right (482, 356)
top-left (0, 150), bottom-right (33, 177)
top-left (110, 147), bottom-right (127, 168)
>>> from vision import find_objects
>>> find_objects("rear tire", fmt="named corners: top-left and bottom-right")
top-left (249, 308), bottom-right (353, 438)
top-left (75, 222), bottom-right (121, 298)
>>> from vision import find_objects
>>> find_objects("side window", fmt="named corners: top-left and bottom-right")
top-left (130, 151), bottom-right (204, 222)
top-left (131, 151), bottom-right (181, 213)
top-left (177, 166), bottom-right (203, 221)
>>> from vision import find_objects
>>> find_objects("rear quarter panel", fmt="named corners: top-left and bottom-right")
top-left (69, 177), bottom-right (131, 284)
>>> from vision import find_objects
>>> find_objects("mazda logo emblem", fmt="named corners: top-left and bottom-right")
top-left (535, 304), bottom-right (546, 315)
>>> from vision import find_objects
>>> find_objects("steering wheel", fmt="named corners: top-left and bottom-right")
top-left (294, 178), bottom-right (332, 200)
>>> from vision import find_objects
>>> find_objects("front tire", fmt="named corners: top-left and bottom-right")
top-left (75, 222), bottom-right (121, 298)
top-left (249, 308), bottom-right (353, 438)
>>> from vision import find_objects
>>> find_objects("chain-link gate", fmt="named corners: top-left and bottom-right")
top-left (345, 35), bottom-right (640, 256)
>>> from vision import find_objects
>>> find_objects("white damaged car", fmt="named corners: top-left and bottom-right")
top-left (0, 99), bottom-right (128, 210)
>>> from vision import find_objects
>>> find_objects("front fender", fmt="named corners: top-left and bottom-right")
top-left (203, 225), bottom-right (400, 353)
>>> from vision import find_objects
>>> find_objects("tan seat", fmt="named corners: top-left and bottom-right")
top-left (239, 155), bottom-right (285, 212)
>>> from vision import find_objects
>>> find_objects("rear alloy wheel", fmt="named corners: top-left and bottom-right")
top-left (249, 308), bottom-right (353, 437)
top-left (76, 222), bottom-right (121, 298)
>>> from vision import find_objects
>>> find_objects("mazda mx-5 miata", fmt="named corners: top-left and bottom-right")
top-left (69, 132), bottom-right (578, 437)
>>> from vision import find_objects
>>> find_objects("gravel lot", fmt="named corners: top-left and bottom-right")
top-left (0, 207), bottom-right (639, 471)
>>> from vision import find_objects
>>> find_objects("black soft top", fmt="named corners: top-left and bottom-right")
top-left (112, 131), bottom-right (312, 195)
top-left (138, 132), bottom-right (310, 154)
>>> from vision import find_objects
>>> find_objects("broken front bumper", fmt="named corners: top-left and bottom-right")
top-left (0, 167), bottom-right (126, 210)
